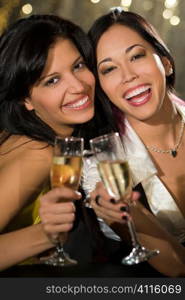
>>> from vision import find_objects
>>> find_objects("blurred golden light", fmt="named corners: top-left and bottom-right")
top-left (0, 0), bottom-right (20, 32)
top-left (164, 0), bottom-right (178, 9)
top-left (170, 15), bottom-right (180, 25)
top-left (90, 0), bottom-right (100, 3)
top-left (121, 0), bottom-right (132, 7)
top-left (163, 9), bottom-right (173, 19)
top-left (22, 3), bottom-right (32, 15)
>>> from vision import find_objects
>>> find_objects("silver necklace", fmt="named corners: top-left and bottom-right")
top-left (146, 117), bottom-right (184, 158)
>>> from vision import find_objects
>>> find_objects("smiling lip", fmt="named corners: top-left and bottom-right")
top-left (62, 95), bottom-right (92, 110)
top-left (123, 84), bottom-right (151, 107)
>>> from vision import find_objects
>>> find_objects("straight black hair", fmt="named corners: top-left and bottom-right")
top-left (88, 8), bottom-right (176, 133)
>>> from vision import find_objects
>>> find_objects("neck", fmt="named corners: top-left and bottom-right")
top-left (54, 125), bottom-right (74, 137)
top-left (127, 97), bottom-right (180, 149)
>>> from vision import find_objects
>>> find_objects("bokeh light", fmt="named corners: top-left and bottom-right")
top-left (22, 3), bottom-right (33, 15)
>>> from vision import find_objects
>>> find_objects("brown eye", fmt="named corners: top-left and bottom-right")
top-left (45, 77), bottom-right (59, 86)
top-left (73, 61), bottom-right (86, 71)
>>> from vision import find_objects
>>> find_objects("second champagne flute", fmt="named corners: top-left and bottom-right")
top-left (90, 132), bottom-right (159, 265)
top-left (44, 136), bottom-right (84, 266)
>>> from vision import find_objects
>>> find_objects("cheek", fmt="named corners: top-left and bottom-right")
top-left (99, 77), bottom-right (114, 96)
top-left (101, 82), bottom-right (118, 105)
top-left (87, 72), bottom-right (95, 88)
top-left (35, 98), bottom-right (54, 112)
top-left (148, 63), bottom-right (166, 87)
top-left (144, 57), bottom-right (166, 77)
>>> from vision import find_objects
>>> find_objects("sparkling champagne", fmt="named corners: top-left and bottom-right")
top-left (97, 159), bottom-right (132, 200)
top-left (51, 156), bottom-right (82, 189)
top-left (91, 132), bottom-right (159, 265)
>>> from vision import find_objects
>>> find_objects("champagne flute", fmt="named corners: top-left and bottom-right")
top-left (90, 132), bottom-right (159, 265)
top-left (44, 136), bottom-right (84, 266)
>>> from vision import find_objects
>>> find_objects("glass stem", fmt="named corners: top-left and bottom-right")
top-left (56, 242), bottom-right (66, 258)
top-left (127, 219), bottom-right (140, 248)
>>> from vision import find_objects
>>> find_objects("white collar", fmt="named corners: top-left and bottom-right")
top-left (121, 99), bottom-right (185, 187)
top-left (122, 119), bottom-right (157, 187)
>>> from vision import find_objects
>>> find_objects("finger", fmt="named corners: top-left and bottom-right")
top-left (40, 187), bottom-right (82, 204)
top-left (43, 222), bottom-right (74, 234)
top-left (120, 191), bottom-right (140, 206)
top-left (96, 210), bottom-right (128, 225)
top-left (92, 201), bottom-right (128, 221)
top-left (90, 182), bottom-right (111, 201)
top-left (91, 194), bottom-right (128, 213)
top-left (39, 201), bottom-right (76, 216)
top-left (132, 191), bottom-right (140, 202)
top-left (41, 212), bottom-right (75, 225)
top-left (95, 181), bottom-right (105, 189)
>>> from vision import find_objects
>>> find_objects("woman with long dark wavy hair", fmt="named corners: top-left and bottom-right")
top-left (0, 14), bottom-right (118, 271)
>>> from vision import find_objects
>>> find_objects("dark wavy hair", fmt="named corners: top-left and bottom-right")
top-left (0, 14), bottom-right (116, 147)
top-left (88, 8), bottom-right (176, 133)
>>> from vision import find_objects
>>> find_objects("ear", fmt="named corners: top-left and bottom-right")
top-left (161, 56), bottom-right (173, 76)
top-left (24, 97), bottom-right (34, 111)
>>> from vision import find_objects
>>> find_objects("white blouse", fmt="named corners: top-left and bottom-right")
top-left (82, 100), bottom-right (185, 244)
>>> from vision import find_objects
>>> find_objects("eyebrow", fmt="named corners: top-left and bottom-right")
top-left (97, 43), bottom-right (144, 68)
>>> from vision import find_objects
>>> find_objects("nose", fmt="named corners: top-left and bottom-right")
top-left (121, 65), bottom-right (138, 84)
top-left (67, 75), bottom-right (85, 93)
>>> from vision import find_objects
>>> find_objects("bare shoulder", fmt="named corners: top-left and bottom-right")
top-left (22, 138), bottom-right (53, 161)
top-left (0, 136), bottom-right (53, 230)
top-left (0, 135), bottom-right (53, 192)
top-left (0, 135), bottom-right (53, 166)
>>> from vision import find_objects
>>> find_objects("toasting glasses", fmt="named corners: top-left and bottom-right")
top-left (90, 132), bottom-right (159, 265)
top-left (44, 136), bottom-right (84, 266)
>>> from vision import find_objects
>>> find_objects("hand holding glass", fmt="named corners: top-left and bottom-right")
top-left (90, 132), bottom-right (159, 265)
top-left (44, 136), bottom-right (84, 266)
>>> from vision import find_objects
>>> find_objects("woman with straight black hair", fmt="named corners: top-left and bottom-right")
top-left (85, 8), bottom-right (185, 277)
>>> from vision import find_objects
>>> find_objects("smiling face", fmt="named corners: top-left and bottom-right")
top-left (96, 24), bottom-right (172, 125)
top-left (25, 38), bottom-right (95, 136)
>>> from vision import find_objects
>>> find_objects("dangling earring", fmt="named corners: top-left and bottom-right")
top-left (110, 6), bottom-right (124, 20)
top-left (168, 67), bottom-right (173, 76)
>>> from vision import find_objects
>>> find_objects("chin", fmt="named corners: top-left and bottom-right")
top-left (76, 111), bottom-right (94, 124)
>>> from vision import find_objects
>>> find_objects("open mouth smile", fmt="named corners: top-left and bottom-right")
top-left (63, 96), bottom-right (91, 110)
top-left (124, 85), bottom-right (151, 106)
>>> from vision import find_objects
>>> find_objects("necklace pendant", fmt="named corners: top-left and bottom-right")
top-left (171, 150), bottom-right (177, 157)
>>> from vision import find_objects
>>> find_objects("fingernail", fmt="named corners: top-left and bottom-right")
top-left (95, 195), bottom-right (101, 206)
top-left (75, 191), bottom-right (82, 198)
top-left (120, 206), bottom-right (127, 212)
top-left (110, 198), bottom-right (116, 204)
top-left (122, 215), bottom-right (128, 221)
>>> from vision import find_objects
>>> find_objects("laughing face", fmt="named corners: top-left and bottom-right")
top-left (25, 38), bottom-right (95, 136)
top-left (96, 24), bottom-right (171, 125)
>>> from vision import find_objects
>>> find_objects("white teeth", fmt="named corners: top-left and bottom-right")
top-left (131, 95), bottom-right (148, 103)
top-left (66, 96), bottom-right (88, 108)
top-left (125, 86), bottom-right (150, 100)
